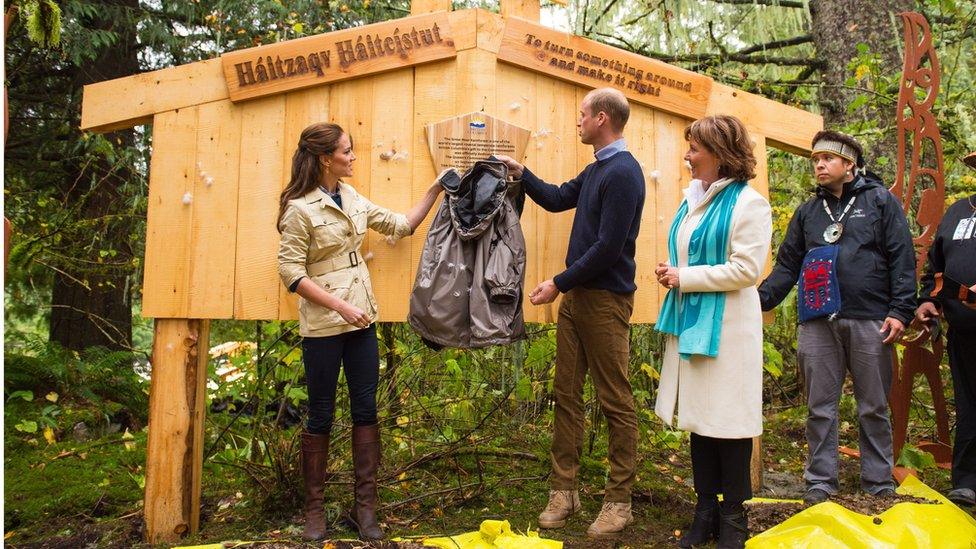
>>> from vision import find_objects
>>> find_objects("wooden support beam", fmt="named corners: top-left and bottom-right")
top-left (411, 0), bottom-right (450, 14)
top-left (501, 0), bottom-right (540, 21)
top-left (144, 319), bottom-right (210, 544)
top-left (751, 436), bottom-right (763, 493)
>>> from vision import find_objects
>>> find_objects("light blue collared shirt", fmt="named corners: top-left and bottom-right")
top-left (594, 138), bottom-right (627, 161)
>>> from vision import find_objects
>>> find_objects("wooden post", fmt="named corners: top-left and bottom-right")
top-left (751, 436), bottom-right (763, 493)
top-left (144, 319), bottom-right (210, 544)
top-left (410, 0), bottom-right (450, 15)
top-left (501, 0), bottom-right (540, 21)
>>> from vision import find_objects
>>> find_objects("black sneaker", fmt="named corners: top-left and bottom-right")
top-left (803, 488), bottom-right (830, 506)
top-left (873, 488), bottom-right (896, 498)
top-left (948, 488), bottom-right (976, 507)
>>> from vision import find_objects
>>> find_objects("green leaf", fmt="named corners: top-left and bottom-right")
top-left (8, 390), bottom-right (34, 402)
top-left (15, 420), bottom-right (39, 433)
top-left (896, 444), bottom-right (936, 470)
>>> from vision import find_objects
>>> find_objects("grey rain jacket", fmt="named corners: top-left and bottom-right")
top-left (408, 159), bottom-right (527, 348)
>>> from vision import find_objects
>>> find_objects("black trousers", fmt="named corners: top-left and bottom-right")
top-left (690, 433), bottom-right (753, 504)
top-left (948, 328), bottom-right (976, 490)
top-left (302, 324), bottom-right (380, 435)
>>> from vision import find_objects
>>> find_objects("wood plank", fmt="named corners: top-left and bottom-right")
top-left (186, 100), bottom-right (242, 318)
top-left (411, 0), bottom-right (450, 14)
top-left (476, 9), bottom-right (506, 54)
top-left (234, 96), bottom-right (287, 319)
top-left (455, 47), bottom-right (497, 114)
top-left (448, 9), bottom-right (478, 51)
top-left (495, 63), bottom-right (539, 323)
top-left (144, 319), bottom-right (209, 544)
top-left (706, 83), bottom-right (821, 155)
top-left (142, 107), bottom-right (199, 318)
top-left (221, 13), bottom-right (456, 102)
top-left (527, 80), bottom-right (578, 323)
top-left (368, 69), bottom-right (415, 321)
top-left (277, 87), bottom-right (332, 321)
top-left (411, 60), bottom-right (457, 280)
top-left (653, 112), bottom-right (690, 319)
top-left (81, 59), bottom-right (226, 133)
top-left (624, 104), bottom-right (658, 324)
top-left (497, 18), bottom-right (712, 121)
top-left (501, 0), bottom-right (541, 21)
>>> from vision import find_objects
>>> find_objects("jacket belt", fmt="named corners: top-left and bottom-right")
top-left (307, 251), bottom-right (362, 277)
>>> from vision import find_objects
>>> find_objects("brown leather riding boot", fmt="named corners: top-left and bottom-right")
top-left (348, 423), bottom-right (385, 540)
top-left (301, 431), bottom-right (330, 541)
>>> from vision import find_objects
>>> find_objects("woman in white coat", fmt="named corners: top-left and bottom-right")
top-left (654, 115), bottom-right (772, 549)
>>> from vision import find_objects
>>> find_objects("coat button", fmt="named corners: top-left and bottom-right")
top-left (346, 231), bottom-right (352, 236)
top-left (353, 277), bottom-right (359, 283)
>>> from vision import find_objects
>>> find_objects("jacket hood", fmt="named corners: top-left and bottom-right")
top-left (439, 159), bottom-right (511, 240)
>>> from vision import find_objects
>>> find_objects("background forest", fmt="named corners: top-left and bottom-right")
top-left (4, 0), bottom-right (975, 546)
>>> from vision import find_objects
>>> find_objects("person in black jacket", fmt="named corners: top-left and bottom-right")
top-left (759, 130), bottom-right (916, 505)
top-left (915, 151), bottom-right (976, 507)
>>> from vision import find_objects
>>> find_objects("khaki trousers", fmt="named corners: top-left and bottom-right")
top-left (549, 287), bottom-right (637, 502)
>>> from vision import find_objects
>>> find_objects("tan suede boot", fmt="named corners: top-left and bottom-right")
top-left (586, 501), bottom-right (634, 538)
top-left (537, 490), bottom-right (581, 528)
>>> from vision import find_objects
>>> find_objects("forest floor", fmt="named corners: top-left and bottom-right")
top-left (5, 395), bottom-right (966, 549)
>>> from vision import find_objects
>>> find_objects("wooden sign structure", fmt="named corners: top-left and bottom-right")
top-left (425, 111), bottom-right (531, 173)
top-left (80, 0), bottom-right (822, 543)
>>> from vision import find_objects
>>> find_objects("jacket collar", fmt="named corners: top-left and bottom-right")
top-left (685, 177), bottom-right (737, 213)
top-left (303, 182), bottom-right (354, 219)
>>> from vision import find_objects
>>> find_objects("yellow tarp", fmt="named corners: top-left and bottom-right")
top-left (418, 519), bottom-right (562, 549)
top-left (747, 475), bottom-right (976, 548)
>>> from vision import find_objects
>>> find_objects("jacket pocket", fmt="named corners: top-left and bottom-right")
top-left (351, 210), bottom-right (368, 235)
top-left (305, 271), bottom-right (355, 329)
top-left (311, 216), bottom-right (348, 247)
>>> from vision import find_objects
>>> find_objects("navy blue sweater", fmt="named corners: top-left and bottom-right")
top-left (521, 151), bottom-right (645, 294)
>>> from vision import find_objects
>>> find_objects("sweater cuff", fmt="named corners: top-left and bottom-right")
top-left (552, 272), bottom-right (572, 294)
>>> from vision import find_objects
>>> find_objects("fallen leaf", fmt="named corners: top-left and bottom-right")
top-left (4, 530), bottom-right (15, 540)
top-left (45, 392), bottom-right (59, 402)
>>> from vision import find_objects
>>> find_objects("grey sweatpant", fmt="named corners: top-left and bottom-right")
top-left (798, 318), bottom-right (895, 495)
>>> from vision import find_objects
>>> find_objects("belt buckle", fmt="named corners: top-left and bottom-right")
top-left (349, 251), bottom-right (359, 267)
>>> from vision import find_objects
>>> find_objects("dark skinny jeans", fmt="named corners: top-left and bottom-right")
top-left (302, 324), bottom-right (379, 435)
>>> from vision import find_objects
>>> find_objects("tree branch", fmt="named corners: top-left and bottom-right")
top-left (705, 0), bottom-right (806, 8)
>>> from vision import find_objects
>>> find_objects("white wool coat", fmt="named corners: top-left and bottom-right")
top-left (654, 177), bottom-right (772, 439)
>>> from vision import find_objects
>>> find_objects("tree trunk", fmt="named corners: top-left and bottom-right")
top-left (809, 0), bottom-right (912, 177)
top-left (49, 0), bottom-right (140, 351)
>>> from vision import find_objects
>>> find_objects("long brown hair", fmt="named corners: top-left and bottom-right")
top-left (276, 122), bottom-right (347, 232)
top-left (684, 115), bottom-right (757, 181)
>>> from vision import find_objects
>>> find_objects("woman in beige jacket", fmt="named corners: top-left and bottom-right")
top-left (653, 115), bottom-right (772, 549)
top-left (277, 122), bottom-right (441, 541)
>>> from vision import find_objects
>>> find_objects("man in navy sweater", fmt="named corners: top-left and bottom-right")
top-left (496, 87), bottom-right (645, 538)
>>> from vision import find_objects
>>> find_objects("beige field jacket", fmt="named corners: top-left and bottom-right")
top-left (278, 183), bottom-right (411, 337)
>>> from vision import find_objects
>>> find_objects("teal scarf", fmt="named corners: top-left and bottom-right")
top-left (656, 181), bottom-right (747, 359)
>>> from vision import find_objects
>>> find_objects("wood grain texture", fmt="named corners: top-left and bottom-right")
top-left (234, 96), bottom-right (286, 319)
top-left (221, 13), bottom-right (456, 102)
top-left (81, 59), bottom-right (226, 132)
top-left (142, 107), bottom-right (199, 318)
top-left (144, 319), bottom-right (209, 544)
top-left (367, 69), bottom-right (414, 321)
top-left (497, 18), bottom-right (712, 120)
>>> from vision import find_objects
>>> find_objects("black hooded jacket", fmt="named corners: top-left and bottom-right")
top-left (759, 171), bottom-right (917, 324)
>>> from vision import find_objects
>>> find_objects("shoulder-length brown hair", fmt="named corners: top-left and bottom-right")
top-left (684, 115), bottom-right (757, 181)
top-left (276, 122), bottom-right (348, 232)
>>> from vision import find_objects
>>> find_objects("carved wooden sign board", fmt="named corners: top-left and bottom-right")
top-left (221, 12), bottom-right (457, 102)
top-left (497, 17), bottom-right (712, 120)
top-left (425, 112), bottom-right (531, 173)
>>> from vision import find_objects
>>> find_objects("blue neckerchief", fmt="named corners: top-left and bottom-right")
top-left (656, 181), bottom-right (747, 359)
top-left (594, 138), bottom-right (627, 161)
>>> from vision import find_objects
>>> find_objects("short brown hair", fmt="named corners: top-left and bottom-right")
top-left (584, 88), bottom-right (630, 131)
top-left (684, 115), bottom-right (757, 181)
top-left (811, 130), bottom-right (864, 168)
